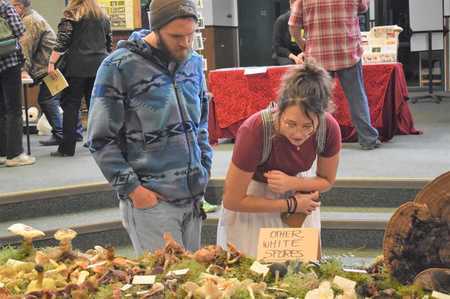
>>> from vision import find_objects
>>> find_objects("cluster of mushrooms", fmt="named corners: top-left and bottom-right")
top-left (0, 223), bottom-right (372, 299)
top-left (1, 167), bottom-right (450, 299)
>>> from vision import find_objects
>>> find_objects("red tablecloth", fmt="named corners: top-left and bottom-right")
top-left (208, 63), bottom-right (420, 144)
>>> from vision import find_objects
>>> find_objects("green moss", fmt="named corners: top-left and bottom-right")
top-left (374, 268), bottom-right (404, 290)
top-left (316, 259), bottom-right (345, 279)
top-left (281, 272), bottom-right (320, 298)
top-left (139, 252), bottom-right (158, 269)
top-left (0, 245), bottom-right (27, 265)
top-left (223, 256), bottom-right (260, 282)
top-left (90, 285), bottom-right (113, 299)
top-left (397, 284), bottom-right (426, 298)
top-left (168, 257), bottom-right (207, 283)
top-left (230, 287), bottom-right (252, 299)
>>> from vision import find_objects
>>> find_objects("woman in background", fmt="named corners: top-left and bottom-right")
top-left (48, 0), bottom-right (112, 157)
top-left (217, 63), bottom-right (341, 257)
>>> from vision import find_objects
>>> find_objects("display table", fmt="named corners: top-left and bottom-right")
top-left (208, 63), bottom-right (421, 144)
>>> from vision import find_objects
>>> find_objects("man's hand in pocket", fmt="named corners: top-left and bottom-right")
top-left (129, 185), bottom-right (162, 209)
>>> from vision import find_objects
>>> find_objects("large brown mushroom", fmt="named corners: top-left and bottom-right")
top-left (414, 268), bottom-right (450, 294)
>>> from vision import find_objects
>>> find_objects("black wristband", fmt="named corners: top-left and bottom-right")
top-left (288, 196), bottom-right (296, 214)
top-left (286, 197), bottom-right (291, 213)
top-left (292, 195), bottom-right (298, 213)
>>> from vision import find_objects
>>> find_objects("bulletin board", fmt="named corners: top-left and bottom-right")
top-left (98, 0), bottom-right (141, 30)
top-left (409, 0), bottom-right (443, 32)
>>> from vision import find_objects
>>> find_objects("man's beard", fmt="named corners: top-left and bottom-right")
top-left (157, 33), bottom-right (190, 63)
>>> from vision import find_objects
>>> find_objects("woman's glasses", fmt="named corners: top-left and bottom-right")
top-left (281, 118), bottom-right (315, 136)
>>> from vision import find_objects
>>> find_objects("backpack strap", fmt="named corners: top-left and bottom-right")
top-left (259, 102), bottom-right (276, 165)
top-left (259, 102), bottom-right (328, 166)
top-left (316, 114), bottom-right (327, 155)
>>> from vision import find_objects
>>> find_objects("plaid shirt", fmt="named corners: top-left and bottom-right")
top-left (0, 1), bottom-right (25, 73)
top-left (289, 0), bottom-right (367, 71)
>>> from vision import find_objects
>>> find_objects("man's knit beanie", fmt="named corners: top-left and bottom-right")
top-left (149, 0), bottom-right (198, 30)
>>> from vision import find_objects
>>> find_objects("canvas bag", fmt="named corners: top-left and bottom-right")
top-left (0, 15), bottom-right (18, 57)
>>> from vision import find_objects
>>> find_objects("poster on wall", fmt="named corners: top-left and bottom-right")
top-left (98, 0), bottom-right (137, 30)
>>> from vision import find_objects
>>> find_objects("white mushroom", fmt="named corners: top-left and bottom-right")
top-left (333, 276), bottom-right (357, 299)
top-left (242, 280), bottom-right (269, 299)
top-left (305, 281), bottom-right (334, 299)
top-left (54, 228), bottom-right (77, 253)
top-left (146, 282), bottom-right (165, 297)
top-left (182, 281), bottom-right (200, 299)
top-left (195, 278), bottom-right (223, 299)
top-left (219, 278), bottom-right (241, 298)
top-left (8, 223), bottom-right (45, 253)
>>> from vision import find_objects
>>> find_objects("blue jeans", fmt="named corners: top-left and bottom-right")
top-left (120, 199), bottom-right (202, 256)
top-left (38, 83), bottom-right (84, 140)
top-left (334, 60), bottom-right (379, 146)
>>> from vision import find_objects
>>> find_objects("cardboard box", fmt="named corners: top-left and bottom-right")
top-left (362, 25), bottom-right (403, 64)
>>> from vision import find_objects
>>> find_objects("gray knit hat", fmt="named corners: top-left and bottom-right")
top-left (149, 0), bottom-right (198, 30)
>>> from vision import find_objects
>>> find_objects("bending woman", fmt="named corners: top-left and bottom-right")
top-left (217, 63), bottom-right (341, 257)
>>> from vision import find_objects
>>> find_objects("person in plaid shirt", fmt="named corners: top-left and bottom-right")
top-left (289, 0), bottom-right (380, 150)
top-left (0, 0), bottom-right (36, 166)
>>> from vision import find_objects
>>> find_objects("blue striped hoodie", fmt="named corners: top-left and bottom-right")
top-left (87, 32), bottom-right (212, 204)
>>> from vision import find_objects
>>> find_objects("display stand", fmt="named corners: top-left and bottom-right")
top-left (409, 0), bottom-right (450, 103)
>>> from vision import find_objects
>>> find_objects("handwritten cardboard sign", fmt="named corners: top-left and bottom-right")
top-left (256, 227), bottom-right (320, 262)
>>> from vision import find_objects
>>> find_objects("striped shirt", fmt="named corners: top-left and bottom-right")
top-left (289, 0), bottom-right (367, 71)
top-left (0, 1), bottom-right (25, 73)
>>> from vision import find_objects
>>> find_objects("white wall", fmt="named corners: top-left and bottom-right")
top-left (32, 0), bottom-right (66, 31)
top-left (200, 0), bottom-right (238, 27)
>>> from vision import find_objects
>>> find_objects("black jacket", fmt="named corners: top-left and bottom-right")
top-left (272, 11), bottom-right (301, 59)
top-left (55, 16), bottom-right (112, 77)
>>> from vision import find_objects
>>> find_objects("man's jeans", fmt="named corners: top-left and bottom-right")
top-left (38, 83), bottom-right (84, 140)
top-left (0, 66), bottom-right (23, 159)
top-left (334, 60), bottom-right (379, 146)
top-left (120, 199), bottom-right (202, 256)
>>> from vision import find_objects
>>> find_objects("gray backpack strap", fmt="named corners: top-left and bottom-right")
top-left (259, 102), bottom-right (276, 165)
top-left (316, 114), bottom-right (327, 155)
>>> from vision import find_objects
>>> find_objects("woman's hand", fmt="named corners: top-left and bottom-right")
top-left (296, 53), bottom-right (305, 64)
top-left (288, 53), bottom-right (302, 64)
top-left (294, 191), bottom-right (320, 214)
top-left (264, 170), bottom-right (297, 194)
top-left (129, 185), bottom-right (162, 209)
top-left (47, 63), bottom-right (58, 80)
